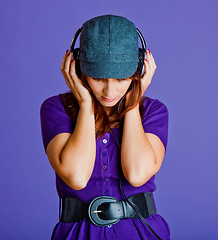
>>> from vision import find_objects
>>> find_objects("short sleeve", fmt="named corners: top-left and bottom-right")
top-left (141, 97), bottom-right (169, 153)
top-left (40, 95), bottom-right (73, 153)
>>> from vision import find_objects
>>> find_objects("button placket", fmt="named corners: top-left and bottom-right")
top-left (100, 135), bottom-right (111, 211)
top-left (102, 151), bottom-right (107, 157)
top-left (104, 190), bottom-right (109, 196)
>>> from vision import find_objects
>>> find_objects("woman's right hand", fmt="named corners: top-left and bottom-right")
top-left (61, 50), bottom-right (93, 108)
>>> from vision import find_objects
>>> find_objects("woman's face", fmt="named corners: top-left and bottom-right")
top-left (86, 76), bottom-right (132, 113)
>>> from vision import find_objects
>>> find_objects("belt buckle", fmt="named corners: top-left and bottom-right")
top-left (88, 196), bottom-right (120, 227)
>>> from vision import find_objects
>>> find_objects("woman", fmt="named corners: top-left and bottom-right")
top-left (40, 14), bottom-right (170, 240)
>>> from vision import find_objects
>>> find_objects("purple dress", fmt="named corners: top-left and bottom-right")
top-left (40, 93), bottom-right (170, 240)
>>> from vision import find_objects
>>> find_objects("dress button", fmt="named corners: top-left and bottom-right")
top-left (102, 152), bottom-right (107, 157)
top-left (104, 178), bottom-right (109, 182)
top-left (104, 191), bottom-right (109, 196)
top-left (103, 139), bottom-right (107, 144)
top-left (103, 164), bottom-right (107, 170)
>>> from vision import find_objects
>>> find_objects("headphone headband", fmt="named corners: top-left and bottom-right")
top-left (70, 26), bottom-right (147, 53)
top-left (70, 27), bottom-right (83, 53)
top-left (136, 28), bottom-right (146, 51)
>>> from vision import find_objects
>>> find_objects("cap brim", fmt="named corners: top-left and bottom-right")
top-left (80, 61), bottom-right (138, 79)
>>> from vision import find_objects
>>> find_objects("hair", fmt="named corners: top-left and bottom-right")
top-left (60, 65), bottom-right (147, 140)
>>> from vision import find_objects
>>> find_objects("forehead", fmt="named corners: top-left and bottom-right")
top-left (90, 77), bottom-right (131, 81)
top-left (94, 77), bottom-right (125, 80)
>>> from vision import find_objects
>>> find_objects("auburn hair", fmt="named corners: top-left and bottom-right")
top-left (60, 65), bottom-right (147, 140)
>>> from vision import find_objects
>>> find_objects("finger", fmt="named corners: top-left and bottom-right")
top-left (141, 60), bottom-right (152, 89)
top-left (146, 51), bottom-right (153, 65)
top-left (63, 51), bottom-right (75, 82)
top-left (149, 53), bottom-right (156, 68)
top-left (64, 51), bottom-right (73, 73)
top-left (146, 52), bottom-right (154, 70)
top-left (60, 51), bottom-right (72, 86)
top-left (147, 50), bottom-right (157, 69)
top-left (140, 60), bottom-right (147, 79)
top-left (61, 50), bottom-right (70, 73)
top-left (144, 58), bottom-right (151, 76)
top-left (69, 58), bottom-right (81, 83)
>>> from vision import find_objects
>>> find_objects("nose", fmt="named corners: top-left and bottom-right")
top-left (103, 80), bottom-right (115, 98)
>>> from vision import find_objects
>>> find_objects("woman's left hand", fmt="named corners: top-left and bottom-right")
top-left (140, 49), bottom-right (157, 96)
top-left (126, 49), bottom-right (157, 104)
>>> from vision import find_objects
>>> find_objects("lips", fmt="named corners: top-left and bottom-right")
top-left (101, 96), bottom-right (115, 102)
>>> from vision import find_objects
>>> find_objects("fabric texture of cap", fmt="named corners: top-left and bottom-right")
top-left (79, 14), bottom-right (139, 79)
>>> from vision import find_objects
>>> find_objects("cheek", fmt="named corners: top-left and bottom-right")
top-left (120, 82), bottom-right (132, 93)
top-left (116, 87), bottom-right (126, 97)
top-left (88, 81), bottom-right (102, 94)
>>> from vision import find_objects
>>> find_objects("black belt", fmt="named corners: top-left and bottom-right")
top-left (60, 192), bottom-right (157, 227)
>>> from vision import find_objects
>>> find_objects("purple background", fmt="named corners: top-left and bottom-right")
top-left (1, 0), bottom-right (218, 239)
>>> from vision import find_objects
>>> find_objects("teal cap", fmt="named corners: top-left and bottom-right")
top-left (79, 14), bottom-right (139, 79)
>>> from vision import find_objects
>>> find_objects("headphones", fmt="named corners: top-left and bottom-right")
top-left (70, 27), bottom-right (147, 78)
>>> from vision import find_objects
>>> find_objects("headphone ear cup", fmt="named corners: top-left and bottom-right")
top-left (72, 48), bottom-right (82, 78)
top-left (138, 48), bottom-right (145, 76)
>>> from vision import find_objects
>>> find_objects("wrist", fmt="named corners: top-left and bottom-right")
top-left (79, 102), bottom-right (94, 115)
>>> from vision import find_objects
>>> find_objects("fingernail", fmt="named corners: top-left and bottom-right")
top-left (147, 49), bottom-right (151, 54)
top-left (66, 49), bottom-right (69, 53)
top-left (67, 51), bottom-right (71, 56)
top-left (145, 59), bottom-right (147, 62)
